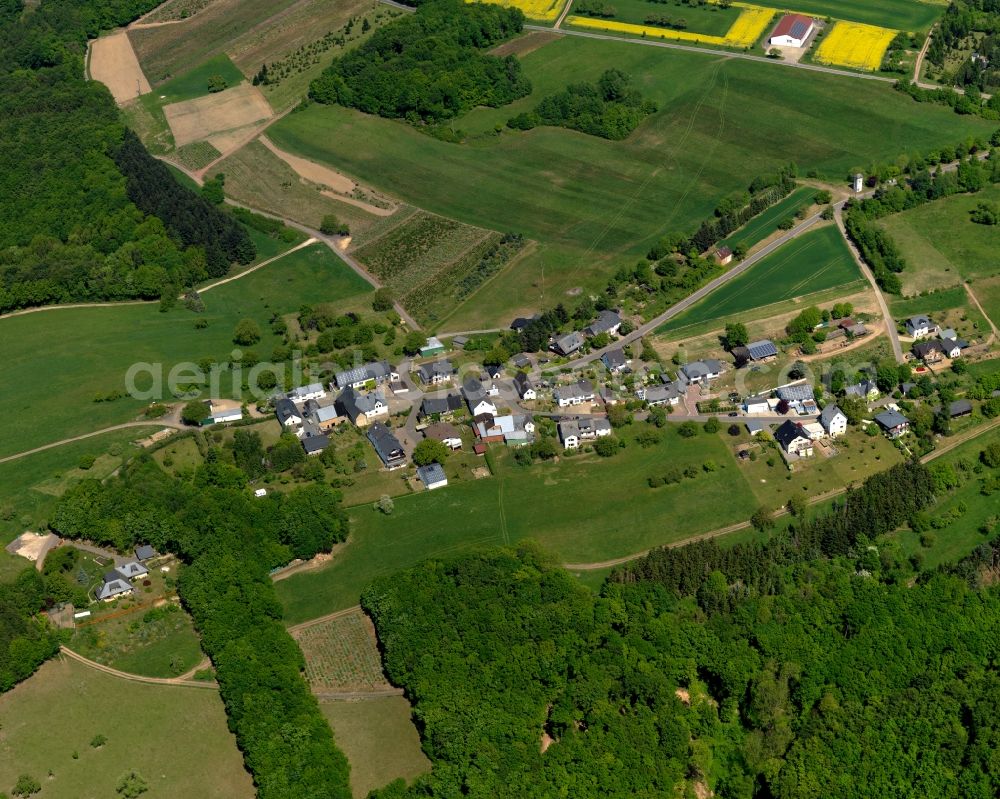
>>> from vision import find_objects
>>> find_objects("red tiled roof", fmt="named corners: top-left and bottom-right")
top-left (770, 14), bottom-right (814, 40)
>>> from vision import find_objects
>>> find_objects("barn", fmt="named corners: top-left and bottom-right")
top-left (769, 14), bottom-right (815, 48)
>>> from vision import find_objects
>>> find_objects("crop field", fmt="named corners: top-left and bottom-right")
top-left (754, 0), bottom-right (941, 30)
top-left (587, 0), bottom-right (740, 36)
top-left (568, 4), bottom-right (775, 48)
top-left (719, 186), bottom-right (820, 251)
top-left (0, 658), bottom-right (253, 798)
top-left (320, 698), bottom-right (431, 799)
top-left (142, 0), bottom-right (215, 23)
top-left (0, 243), bottom-right (371, 459)
top-left (814, 21), bottom-right (898, 70)
top-left (473, 0), bottom-right (568, 21)
top-left (276, 426), bottom-right (758, 622)
top-left (293, 609), bottom-right (392, 693)
top-left (662, 225), bottom-right (864, 332)
top-left (268, 35), bottom-right (993, 328)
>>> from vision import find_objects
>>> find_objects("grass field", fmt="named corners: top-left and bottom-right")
top-left (320, 698), bottom-right (430, 799)
top-left (268, 35), bottom-right (991, 327)
top-left (0, 658), bottom-right (252, 798)
top-left (662, 224), bottom-right (864, 332)
top-left (719, 186), bottom-right (820, 251)
top-left (753, 0), bottom-right (941, 31)
top-left (589, 0), bottom-right (740, 35)
top-left (154, 53), bottom-right (245, 104)
top-left (0, 244), bottom-right (372, 459)
top-left (276, 426), bottom-right (759, 622)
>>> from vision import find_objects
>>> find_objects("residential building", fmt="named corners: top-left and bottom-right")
top-left (337, 386), bottom-right (389, 426)
top-left (874, 409), bottom-right (910, 438)
top-left (768, 13), bottom-right (815, 47)
top-left (116, 561), bottom-right (147, 581)
top-left (417, 360), bottom-right (456, 385)
top-left (774, 420), bottom-right (814, 457)
top-left (845, 380), bottom-right (879, 401)
top-left (637, 384), bottom-right (680, 407)
top-left (423, 422), bottom-right (463, 450)
top-left (913, 340), bottom-right (945, 364)
top-left (475, 414), bottom-right (535, 445)
top-left (801, 421), bottom-right (826, 440)
top-left (820, 404), bottom-right (848, 437)
top-left (905, 315), bottom-right (936, 339)
top-left (514, 372), bottom-right (537, 400)
top-left (97, 575), bottom-right (134, 602)
top-left (332, 360), bottom-right (398, 390)
top-left (288, 382), bottom-right (326, 403)
top-left (301, 427), bottom-right (330, 456)
top-left (552, 331), bottom-right (585, 357)
top-left (554, 379), bottom-right (595, 407)
top-left (462, 377), bottom-right (498, 417)
top-left (134, 545), bottom-right (157, 562)
top-left (558, 417), bottom-right (613, 449)
top-left (601, 348), bottom-right (629, 374)
top-left (713, 246), bottom-right (733, 265)
top-left (420, 394), bottom-right (463, 418)
top-left (743, 394), bottom-right (771, 415)
top-left (275, 398), bottom-right (303, 429)
top-left (420, 336), bottom-right (447, 357)
top-left (585, 309), bottom-right (622, 338)
top-left (679, 360), bottom-right (723, 385)
top-left (366, 422), bottom-right (407, 469)
top-left (417, 463), bottom-right (448, 491)
top-left (776, 383), bottom-right (814, 403)
top-left (941, 337), bottom-right (968, 359)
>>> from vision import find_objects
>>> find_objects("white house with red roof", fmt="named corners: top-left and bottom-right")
top-left (768, 14), bottom-right (815, 48)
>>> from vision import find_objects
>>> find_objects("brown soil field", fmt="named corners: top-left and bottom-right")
top-left (163, 83), bottom-right (272, 146)
top-left (490, 29), bottom-right (560, 57)
top-left (89, 31), bottom-right (151, 105)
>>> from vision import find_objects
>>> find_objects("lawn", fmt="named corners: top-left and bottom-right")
top-left (0, 658), bottom-right (253, 799)
top-left (662, 224), bottom-right (864, 333)
top-left (319, 698), bottom-right (431, 799)
top-left (0, 243), bottom-right (372, 459)
top-left (276, 426), bottom-right (759, 622)
top-left (267, 35), bottom-right (990, 327)
top-left (719, 186), bottom-right (821, 251)
top-left (878, 184), bottom-right (1000, 302)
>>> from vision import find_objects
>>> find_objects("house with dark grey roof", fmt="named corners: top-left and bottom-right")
top-left (845, 380), bottom-right (879, 401)
top-left (337, 386), bottom-right (389, 427)
top-left (601, 348), bottom-right (628, 373)
top-left (333, 361), bottom-right (398, 390)
top-left (554, 380), bottom-right (595, 407)
top-left (510, 314), bottom-right (540, 332)
top-left (275, 398), bottom-right (303, 429)
top-left (97, 576), bottom-right (134, 602)
top-left (513, 353), bottom-right (531, 370)
top-left (905, 315), bottom-right (936, 339)
top-left (774, 420), bottom-right (813, 457)
top-left (514, 372), bottom-right (536, 400)
top-left (552, 331), bottom-right (585, 357)
top-left (462, 377), bottom-right (498, 417)
top-left (820, 404), bottom-right (847, 437)
top-left (947, 399), bottom-right (973, 418)
top-left (558, 417), bottom-right (612, 449)
top-left (417, 463), bottom-right (448, 490)
top-left (367, 422), bottom-right (406, 470)
top-left (301, 426), bottom-right (330, 456)
top-left (776, 384), bottom-right (814, 403)
top-left (913, 340), bottom-right (946, 363)
top-left (874, 409), bottom-right (909, 438)
top-left (637, 383), bottom-right (680, 407)
top-left (678, 360), bottom-right (723, 385)
top-left (417, 360), bottom-right (456, 386)
top-left (585, 309), bottom-right (622, 338)
top-left (940, 337), bottom-right (969, 359)
top-left (420, 394), bottom-right (463, 418)
top-left (134, 545), bottom-right (157, 562)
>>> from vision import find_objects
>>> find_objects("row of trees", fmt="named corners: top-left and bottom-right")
top-left (309, 0), bottom-right (530, 123)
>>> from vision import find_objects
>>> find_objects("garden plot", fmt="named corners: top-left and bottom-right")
top-left (293, 608), bottom-right (394, 694)
top-left (162, 82), bottom-right (272, 147)
top-left (89, 31), bottom-right (151, 105)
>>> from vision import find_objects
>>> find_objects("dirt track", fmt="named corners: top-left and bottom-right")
top-left (89, 31), bottom-right (151, 104)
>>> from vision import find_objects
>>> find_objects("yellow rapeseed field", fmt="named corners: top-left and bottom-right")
top-left (814, 21), bottom-right (897, 70)
top-left (568, 5), bottom-right (773, 47)
top-left (470, 0), bottom-right (567, 21)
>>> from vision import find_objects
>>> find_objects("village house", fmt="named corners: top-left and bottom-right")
top-left (366, 422), bottom-right (407, 469)
top-left (601, 348), bottom-right (629, 374)
top-left (417, 463), bottom-right (448, 491)
top-left (585, 309), bottom-right (622, 338)
top-left (423, 421), bottom-right (463, 450)
top-left (134, 544), bottom-right (157, 562)
top-left (514, 372), bottom-right (537, 400)
top-left (913, 340), bottom-right (945, 364)
top-left (300, 426), bottom-right (330, 456)
top-left (420, 393), bottom-right (464, 418)
top-left (475, 414), bottom-right (535, 445)
top-left (820, 404), bottom-right (848, 437)
top-left (905, 315), bottom-right (936, 339)
top-left (275, 397), bottom-right (303, 430)
top-left (337, 386), bottom-right (389, 426)
top-left (637, 383), bottom-right (680, 407)
top-left (874, 409), bottom-right (910, 438)
top-left (117, 561), bottom-right (148, 581)
top-left (303, 399), bottom-right (344, 432)
top-left (288, 382), bottom-right (326, 403)
top-left (940, 336), bottom-right (969, 359)
top-left (558, 417), bottom-right (612, 449)
top-left (801, 421), bottom-right (826, 441)
top-left (97, 574), bottom-right (134, 602)
top-left (774, 419), bottom-right (814, 457)
top-left (417, 360), bottom-right (456, 386)
top-left (554, 379), bottom-right (595, 407)
top-left (552, 331), bottom-right (585, 357)
top-left (713, 246), bottom-right (733, 265)
top-left (743, 394), bottom-right (772, 415)
top-left (462, 377), bottom-right (498, 417)
top-left (678, 359), bottom-right (723, 385)
top-left (333, 361), bottom-right (398, 390)
top-left (845, 380), bottom-right (879, 401)
top-left (768, 13), bottom-right (815, 47)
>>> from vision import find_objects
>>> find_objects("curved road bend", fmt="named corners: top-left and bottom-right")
top-left (60, 645), bottom-right (218, 689)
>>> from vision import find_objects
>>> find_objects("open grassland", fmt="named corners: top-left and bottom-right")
top-left (276, 428), bottom-right (758, 622)
top-left (879, 184), bottom-right (1000, 298)
top-left (0, 658), bottom-right (253, 799)
top-left (0, 427), bottom-right (160, 543)
top-left (473, 0), bottom-right (568, 21)
top-left (592, 0), bottom-right (739, 35)
top-left (719, 186), bottom-right (819, 251)
top-left (153, 53), bottom-right (245, 104)
top-left (662, 225), bottom-right (864, 332)
top-left (814, 21), bottom-right (897, 70)
top-left (294, 609), bottom-right (392, 693)
top-left (268, 35), bottom-right (992, 327)
top-left (567, 5), bottom-right (774, 48)
top-left (0, 244), bottom-right (372, 459)
top-left (320, 698), bottom-right (431, 799)
top-left (755, 0), bottom-right (941, 30)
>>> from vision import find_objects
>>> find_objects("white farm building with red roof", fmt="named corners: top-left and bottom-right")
top-left (768, 14), bottom-right (815, 48)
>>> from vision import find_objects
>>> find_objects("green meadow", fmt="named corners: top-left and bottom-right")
top-left (0, 244), bottom-right (372, 459)
top-left (662, 224), bottom-right (863, 332)
top-left (150, 53), bottom-right (246, 105)
top-left (720, 186), bottom-right (820, 251)
top-left (752, 0), bottom-right (941, 30)
top-left (270, 35), bottom-right (990, 326)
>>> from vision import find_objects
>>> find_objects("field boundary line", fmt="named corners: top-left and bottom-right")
top-left (59, 645), bottom-right (218, 689)
top-left (0, 422), bottom-right (184, 465)
top-left (199, 236), bottom-right (318, 293)
top-left (287, 604), bottom-right (363, 634)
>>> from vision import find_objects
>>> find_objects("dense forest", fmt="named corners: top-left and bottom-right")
top-left (0, 569), bottom-right (61, 693)
top-left (0, 0), bottom-right (255, 314)
top-left (50, 450), bottom-right (352, 799)
top-left (309, 0), bottom-right (530, 123)
top-left (507, 69), bottom-right (657, 140)
top-left (927, 0), bottom-right (1000, 92)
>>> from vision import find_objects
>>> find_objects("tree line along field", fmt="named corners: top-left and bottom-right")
top-left (0, 658), bottom-right (253, 799)
top-left (718, 185), bottom-right (819, 251)
top-left (661, 224), bottom-right (865, 333)
top-left (0, 243), bottom-right (372, 460)
top-left (267, 34), bottom-right (994, 327)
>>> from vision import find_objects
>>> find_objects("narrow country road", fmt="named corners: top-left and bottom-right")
top-left (553, 0), bottom-right (574, 29)
top-left (965, 283), bottom-right (999, 341)
top-left (913, 27), bottom-right (933, 85)
top-left (59, 646), bottom-right (218, 689)
top-left (0, 421), bottom-right (184, 465)
top-left (198, 237), bottom-right (317, 292)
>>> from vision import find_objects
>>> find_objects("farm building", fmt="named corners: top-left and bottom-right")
top-left (734, 340), bottom-right (778, 366)
top-left (768, 14), bottom-right (815, 47)
top-left (420, 337), bottom-right (447, 357)
top-left (417, 463), bottom-right (448, 491)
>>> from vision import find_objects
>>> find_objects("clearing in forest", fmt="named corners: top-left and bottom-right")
top-left (162, 83), bottom-right (272, 147)
top-left (293, 609), bottom-right (394, 694)
top-left (89, 31), bottom-right (151, 105)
